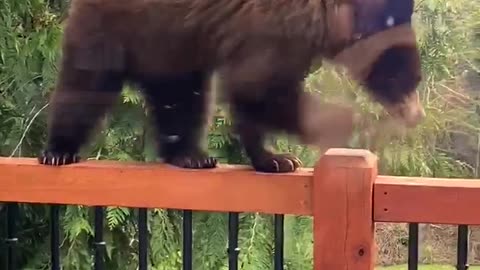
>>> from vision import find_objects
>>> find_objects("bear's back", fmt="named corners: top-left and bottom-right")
top-left (63, 0), bottom-right (324, 75)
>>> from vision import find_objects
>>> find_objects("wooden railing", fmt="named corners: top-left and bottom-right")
top-left (1, 148), bottom-right (479, 270)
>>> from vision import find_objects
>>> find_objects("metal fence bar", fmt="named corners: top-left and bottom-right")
top-left (183, 210), bottom-right (193, 270)
top-left (50, 206), bottom-right (60, 270)
top-left (274, 214), bottom-right (284, 270)
top-left (138, 208), bottom-right (148, 270)
top-left (6, 203), bottom-right (19, 270)
top-left (94, 207), bottom-right (105, 270)
top-left (408, 223), bottom-right (419, 270)
top-left (457, 225), bottom-right (469, 270)
top-left (228, 212), bottom-right (240, 270)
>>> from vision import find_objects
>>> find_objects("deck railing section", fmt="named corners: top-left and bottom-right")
top-left (1, 148), bottom-right (479, 269)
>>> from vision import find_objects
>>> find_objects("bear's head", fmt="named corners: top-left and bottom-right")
top-left (325, 0), bottom-right (425, 128)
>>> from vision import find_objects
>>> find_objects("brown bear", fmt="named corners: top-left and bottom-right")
top-left (39, 0), bottom-right (425, 173)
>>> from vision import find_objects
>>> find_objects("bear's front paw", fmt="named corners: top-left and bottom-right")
top-left (38, 150), bottom-right (80, 166)
top-left (252, 153), bottom-right (302, 173)
top-left (166, 152), bottom-right (217, 169)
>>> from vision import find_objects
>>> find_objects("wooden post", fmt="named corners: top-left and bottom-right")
top-left (313, 148), bottom-right (377, 270)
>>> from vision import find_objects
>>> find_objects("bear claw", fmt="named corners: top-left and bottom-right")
top-left (38, 151), bottom-right (80, 166)
top-left (167, 153), bottom-right (217, 169)
top-left (252, 153), bottom-right (302, 173)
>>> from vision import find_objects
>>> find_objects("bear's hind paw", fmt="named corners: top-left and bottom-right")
top-left (252, 153), bottom-right (302, 173)
top-left (166, 152), bottom-right (217, 169)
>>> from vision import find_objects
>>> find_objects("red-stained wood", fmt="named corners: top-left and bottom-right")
top-left (0, 157), bottom-right (313, 215)
top-left (374, 175), bottom-right (480, 225)
top-left (8, 149), bottom-right (480, 269)
top-left (312, 148), bottom-right (377, 270)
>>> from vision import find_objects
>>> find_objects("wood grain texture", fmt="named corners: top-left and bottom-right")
top-left (0, 157), bottom-right (313, 215)
top-left (374, 176), bottom-right (480, 225)
top-left (313, 148), bottom-right (377, 270)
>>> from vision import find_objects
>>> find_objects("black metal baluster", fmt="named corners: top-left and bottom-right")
top-left (274, 214), bottom-right (284, 270)
top-left (183, 210), bottom-right (193, 270)
top-left (408, 223), bottom-right (419, 270)
top-left (228, 212), bottom-right (240, 270)
top-left (94, 207), bottom-right (105, 270)
top-left (138, 208), bottom-right (148, 270)
top-left (51, 206), bottom-right (60, 270)
top-left (6, 203), bottom-right (18, 270)
top-left (457, 225), bottom-right (469, 270)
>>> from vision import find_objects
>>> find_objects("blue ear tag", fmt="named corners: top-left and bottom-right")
top-left (386, 16), bottom-right (395, 27)
top-left (352, 0), bottom-right (414, 41)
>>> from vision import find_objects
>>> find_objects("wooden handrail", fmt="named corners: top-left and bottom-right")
top-left (0, 157), bottom-right (313, 215)
top-left (374, 175), bottom-right (480, 225)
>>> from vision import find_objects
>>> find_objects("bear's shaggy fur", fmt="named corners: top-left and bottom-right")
top-left (39, 0), bottom-right (424, 172)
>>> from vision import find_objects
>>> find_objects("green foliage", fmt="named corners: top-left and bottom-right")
top-left (0, 0), bottom-right (479, 269)
top-left (283, 216), bottom-right (313, 270)
top-left (0, 0), bottom-right (62, 158)
top-left (106, 207), bottom-right (131, 230)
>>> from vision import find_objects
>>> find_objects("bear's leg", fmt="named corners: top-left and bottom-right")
top-left (220, 46), bottom-right (312, 173)
top-left (239, 127), bottom-right (303, 173)
top-left (231, 87), bottom-right (302, 173)
top-left (141, 71), bottom-right (217, 169)
top-left (39, 65), bottom-right (124, 166)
